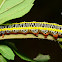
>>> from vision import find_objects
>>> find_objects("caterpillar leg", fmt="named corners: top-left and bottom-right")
top-left (30, 29), bottom-right (39, 37)
top-left (2, 34), bottom-right (4, 38)
top-left (53, 34), bottom-right (58, 39)
top-left (43, 33), bottom-right (49, 38)
top-left (40, 30), bottom-right (49, 38)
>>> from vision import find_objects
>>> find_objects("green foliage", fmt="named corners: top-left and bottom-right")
top-left (0, 55), bottom-right (7, 62)
top-left (4, 42), bottom-right (50, 62)
top-left (3, 21), bottom-right (12, 24)
top-left (0, 45), bottom-right (15, 60)
top-left (0, 41), bottom-right (51, 62)
top-left (33, 54), bottom-right (50, 62)
top-left (59, 43), bottom-right (62, 49)
top-left (5, 42), bottom-right (34, 62)
top-left (0, 0), bottom-right (3, 6)
top-left (0, 0), bottom-right (5, 8)
top-left (0, 0), bottom-right (35, 24)
top-left (14, 50), bottom-right (34, 62)
top-left (57, 38), bottom-right (62, 42)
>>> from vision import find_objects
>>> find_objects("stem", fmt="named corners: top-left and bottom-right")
top-left (0, 34), bottom-right (62, 42)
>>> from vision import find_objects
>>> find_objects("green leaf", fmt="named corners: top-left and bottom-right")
top-left (4, 41), bottom-right (34, 62)
top-left (0, 0), bottom-right (3, 5)
top-left (0, 0), bottom-right (5, 8)
top-left (0, 45), bottom-right (15, 60)
top-left (0, 0), bottom-right (24, 14)
top-left (14, 50), bottom-right (34, 62)
top-left (59, 43), bottom-right (62, 49)
top-left (3, 41), bottom-right (50, 62)
top-left (57, 38), bottom-right (62, 42)
top-left (33, 54), bottom-right (50, 62)
top-left (0, 3), bottom-right (34, 24)
top-left (0, 55), bottom-right (7, 62)
top-left (0, 0), bottom-right (35, 24)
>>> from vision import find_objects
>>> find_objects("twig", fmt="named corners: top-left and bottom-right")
top-left (0, 34), bottom-right (62, 42)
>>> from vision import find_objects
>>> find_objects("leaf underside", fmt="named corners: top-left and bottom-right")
top-left (0, 0), bottom-right (35, 24)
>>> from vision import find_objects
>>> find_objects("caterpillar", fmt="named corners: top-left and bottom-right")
top-left (0, 21), bottom-right (62, 39)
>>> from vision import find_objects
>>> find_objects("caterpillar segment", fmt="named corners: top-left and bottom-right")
top-left (40, 30), bottom-right (49, 38)
top-left (49, 31), bottom-right (58, 39)
top-left (30, 29), bottom-right (39, 37)
top-left (0, 22), bottom-right (62, 40)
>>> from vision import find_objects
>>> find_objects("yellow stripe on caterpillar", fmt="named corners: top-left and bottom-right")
top-left (0, 21), bottom-right (62, 39)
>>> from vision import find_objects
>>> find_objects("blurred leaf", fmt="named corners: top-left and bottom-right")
top-left (4, 41), bottom-right (50, 62)
top-left (33, 54), bottom-right (50, 62)
top-left (14, 50), bottom-right (34, 62)
top-left (0, 0), bottom-right (3, 6)
top-left (4, 41), bottom-right (34, 62)
top-left (7, 42), bottom-right (34, 61)
top-left (57, 38), bottom-right (62, 42)
top-left (0, 0), bottom-right (2, 5)
top-left (0, 0), bottom-right (35, 24)
top-left (59, 43), bottom-right (62, 49)
top-left (0, 45), bottom-right (15, 60)
top-left (0, 55), bottom-right (7, 62)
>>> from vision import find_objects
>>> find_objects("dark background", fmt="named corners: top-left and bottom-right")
top-left (8, 0), bottom-right (62, 62)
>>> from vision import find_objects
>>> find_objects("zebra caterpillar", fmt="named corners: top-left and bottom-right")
top-left (0, 21), bottom-right (62, 39)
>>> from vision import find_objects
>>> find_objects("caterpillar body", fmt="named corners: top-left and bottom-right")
top-left (0, 21), bottom-right (62, 39)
